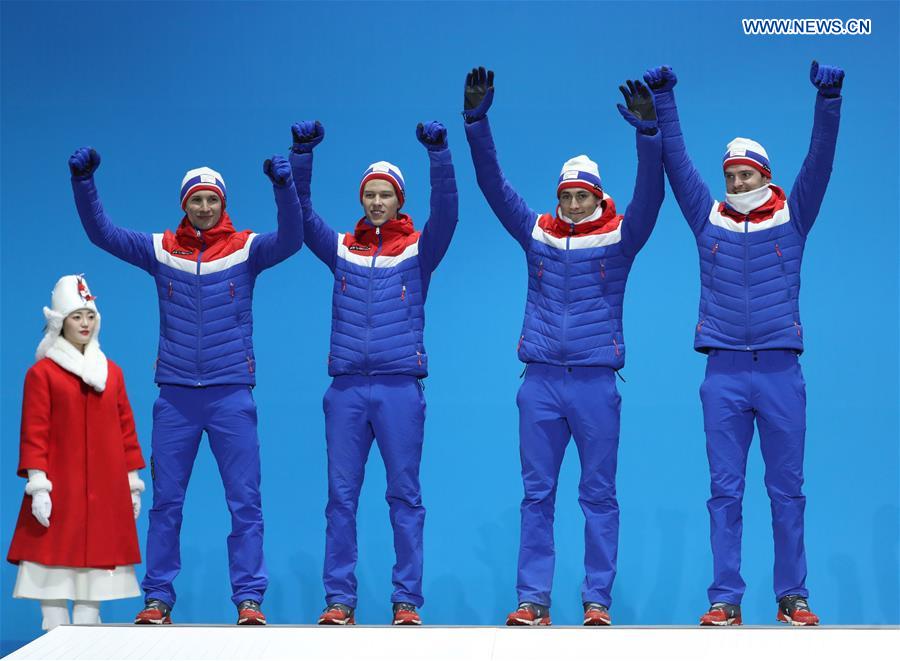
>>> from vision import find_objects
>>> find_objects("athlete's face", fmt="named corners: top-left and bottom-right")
top-left (724, 165), bottom-right (770, 195)
top-left (361, 180), bottom-right (399, 227)
top-left (62, 309), bottom-right (97, 352)
top-left (186, 191), bottom-right (223, 230)
top-left (558, 187), bottom-right (600, 222)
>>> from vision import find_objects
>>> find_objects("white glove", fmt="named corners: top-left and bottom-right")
top-left (129, 470), bottom-right (145, 520)
top-left (25, 469), bottom-right (53, 528)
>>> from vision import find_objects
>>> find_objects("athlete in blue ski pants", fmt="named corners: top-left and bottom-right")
top-left (323, 375), bottom-right (426, 608)
top-left (143, 385), bottom-right (267, 608)
top-left (517, 364), bottom-right (621, 608)
top-left (702, 349), bottom-right (807, 604)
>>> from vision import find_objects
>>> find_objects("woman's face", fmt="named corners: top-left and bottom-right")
top-left (62, 309), bottom-right (97, 350)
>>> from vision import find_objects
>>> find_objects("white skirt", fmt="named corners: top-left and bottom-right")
top-left (13, 561), bottom-right (140, 601)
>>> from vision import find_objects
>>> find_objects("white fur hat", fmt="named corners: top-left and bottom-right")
top-left (36, 275), bottom-right (101, 361)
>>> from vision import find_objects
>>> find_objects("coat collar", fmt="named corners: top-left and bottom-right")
top-left (173, 211), bottom-right (237, 250)
top-left (721, 185), bottom-right (787, 223)
top-left (44, 334), bottom-right (108, 392)
top-left (351, 214), bottom-right (416, 244)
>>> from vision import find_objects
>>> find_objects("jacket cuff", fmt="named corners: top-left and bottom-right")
top-left (128, 470), bottom-right (145, 493)
top-left (25, 470), bottom-right (52, 495)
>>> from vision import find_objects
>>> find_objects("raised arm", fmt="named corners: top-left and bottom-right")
top-left (615, 80), bottom-right (665, 257)
top-left (643, 67), bottom-right (713, 236)
top-left (69, 148), bottom-right (156, 272)
top-left (462, 67), bottom-right (537, 249)
top-left (788, 61), bottom-right (844, 236)
top-left (249, 155), bottom-right (304, 273)
top-left (415, 121), bottom-right (459, 273)
top-left (289, 121), bottom-right (338, 272)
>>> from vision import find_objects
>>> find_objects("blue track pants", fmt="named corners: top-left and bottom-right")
top-left (516, 363), bottom-right (621, 608)
top-left (701, 349), bottom-right (808, 604)
top-left (323, 375), bottom-right (426, 609)
top-left (142, 385), bottom-right (267, 607)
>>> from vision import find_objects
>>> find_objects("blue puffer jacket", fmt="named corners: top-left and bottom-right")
top-left (72, 175), bottom-right (303, 386)
top-left (290, 147), bottom-right (458, 377)
top-left (654, 91), bottom-right (841, 352)
top-left (464, 117), bottom-right (663, 369)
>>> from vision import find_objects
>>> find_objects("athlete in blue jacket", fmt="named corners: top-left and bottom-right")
top-left (463, 67), bottom-right (664, 626)
top-left (288, 120), bottom-right (458, 626)
top-left (643, 61), bottom-right (843, 626)
top-left (68, 149), bottom-right (303, 626)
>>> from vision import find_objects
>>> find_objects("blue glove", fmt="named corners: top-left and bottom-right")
top-left (416, 121), bottom-right (448, 151)
top-left (643, 65), bottom-right (677, 93)
top-left (263, 155), bottom-right (291, 187)
top-left (291, 120), bottom-right (325, 154)
top-left (810, 60), bottom-right (844, 98)
top-left (617, 80), bottom-right (658, 135)
top-left (463, 66), bottom-right (494, 124)
top-left (69, 147), bottom-right (101, 179)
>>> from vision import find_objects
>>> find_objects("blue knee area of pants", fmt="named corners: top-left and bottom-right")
top-left (701, 350), bottom-right (808, 604)
top-left (323, 375), bottom-right (426, 609)
top-left (515, 364), bottom-right (621, 608)
top-left (142, 385), bottom-right (268, 608)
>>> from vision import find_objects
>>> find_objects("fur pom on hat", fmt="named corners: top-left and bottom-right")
top-left (557, 155), bottom-right (603, 198)
top-left (35, 275), bottom-right (107, 391)
top-left (723, 137), bottom-right (771, 177)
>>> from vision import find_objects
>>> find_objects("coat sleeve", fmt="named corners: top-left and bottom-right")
top-left (654, 90), bottom-right (714, 236)
top-left (620, 130), bottom-right (665, 258)
top-left (417, 146), bottom-right (459, 274)
top-left (289, 151), bottom-right (338, 272)
top-left (18, 366), bottom-right (51, 478)
top-left (464, 116), bottom-right (537, 249)
top-left (71, 176), bottom-right (156, 273)
top-left (249, 176), bottom-right (304, 273)
top-left (788, 94), bottom-right (842, 237)
top-left (114, 365), bottom-right (145, 472)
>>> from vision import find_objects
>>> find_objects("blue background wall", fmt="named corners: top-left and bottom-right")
top-left (2, 0), bottom-right (897, 653)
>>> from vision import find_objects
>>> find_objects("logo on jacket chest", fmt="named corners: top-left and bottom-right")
top-left (348, 244), bottom-right (373, 253)
top-left (170, 248), bottom-right (194, 256)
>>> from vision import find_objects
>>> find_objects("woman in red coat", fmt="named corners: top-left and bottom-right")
top-left (7, 275), bottom-right (146, 630)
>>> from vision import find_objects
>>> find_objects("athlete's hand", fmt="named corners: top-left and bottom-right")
top-left (263, 155), bottom-right (291, 187)
top-left (810, 61), bottom-right (844, 98)
top-left (69, 147), bottom-right (101, 179)
top-left (291, 120), bottom-right (325, 154)
top-left (463, 66), bottom-right (494, 124)
top-left (416, 121), bottom-right (448, 151)
top-left (643, 65), bottom-right (678, 93)
top-left (617, 80), bottom-right (658, 135)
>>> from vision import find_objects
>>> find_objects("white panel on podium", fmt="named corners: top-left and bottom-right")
top-left (3, 625), bottom-right (896, 661)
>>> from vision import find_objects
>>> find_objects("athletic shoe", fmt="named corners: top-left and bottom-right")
top-left (699, 602), bottom-right (742, 626)
top-left (236, 600), bottom-right (266, 625)
top-left (583, 602), bottom-right (612, 626)
top-left (392, 602), bottom-right (422, 625)
top-left (134, 599), bottom-right (173, 625)
top-left (777, 595), bottom-right (819, 626)
top-left (319, 603), bottom-right (355, 626)
top-left (506, 602), bottom-right (551, 626)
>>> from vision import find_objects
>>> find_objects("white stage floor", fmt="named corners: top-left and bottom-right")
top-left (4, 625), bottom-right (897, 660)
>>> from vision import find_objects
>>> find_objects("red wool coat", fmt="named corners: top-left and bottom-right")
top-left (7, 358), bottom-right (145, 569)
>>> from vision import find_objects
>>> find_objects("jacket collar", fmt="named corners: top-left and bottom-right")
top-left (351, 214), bottom-right (416, 243)
top-left (721, 185), bottom-right (786, 223)
top-left (173, 211), bottom-right (237, 249)
top-left (551, 195), bottom-right (621, 236)
top-left (44, 334), bottom-right (108, 392)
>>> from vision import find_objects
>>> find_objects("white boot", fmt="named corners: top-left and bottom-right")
top-left (72, 600), bottom-right (101, 624)
top-left (40, 599), bottom-right (70, 630)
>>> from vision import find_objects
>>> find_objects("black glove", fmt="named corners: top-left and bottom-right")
top-left (263, 155), bottom-right (291, 187)
top-left (463, 66), bottom-right (494, 123)
top-left (616, 80), bottom-right (658, 134)
top-left (291, 120), bottom-right (325, 154)
top-left (69, 147), bottom-right (101, 178)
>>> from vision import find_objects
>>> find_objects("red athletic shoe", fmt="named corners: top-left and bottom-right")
top-left (699, 602), bottom-right (742, 626)
top-left (392, 602), bottom-right (422, 625)
top-left (506, 603), bottom-right (551, 626)
top-left (777, 595), bottom-right (819, 626)
top-left (319, 603), bottom-right (355, 625)
top-left (134, 599), bottom-right (173, 625)
top-left (236, 600), bottom-right (266, 625)
top-left (583, 602), bottom-right (612, 626)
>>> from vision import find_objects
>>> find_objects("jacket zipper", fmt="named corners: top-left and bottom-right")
top-left (196, 229), bottom-right (205, 385)
top-left (743, 218), bottom-right (751, 349)
top-left (364, 227), bottom-right (382, 374)
top-left (560, 223), bottom-right (574, 364)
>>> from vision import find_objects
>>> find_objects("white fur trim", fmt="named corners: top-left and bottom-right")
top-left (128, 471), bottom-right (145, 493)
top-left (25, 472), bottom-right (53, 495)
top-left (44, 333), bottom-right (108, 392)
